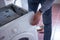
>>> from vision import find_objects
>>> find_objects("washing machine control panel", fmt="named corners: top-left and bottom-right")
top-left (0, 4), bottom-right (28, 27)
top-left (0, 9), bottom-right (19, 27)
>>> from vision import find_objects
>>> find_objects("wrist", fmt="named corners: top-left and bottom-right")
top-left (35, 11), bottom-right (42, 16)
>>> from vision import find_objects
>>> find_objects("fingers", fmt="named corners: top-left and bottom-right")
top-left (31, 14), bottom-right (40, 25)
top-left (31, 11), bottom-right (42, 25)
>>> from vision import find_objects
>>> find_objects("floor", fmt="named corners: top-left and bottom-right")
top-left (38, 4), bottom-right (60, 40)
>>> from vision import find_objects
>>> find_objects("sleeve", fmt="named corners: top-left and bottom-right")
top-left (28, 0), bottom-right (39, 13)
top-left (39, 0), bottom-right (54, 14)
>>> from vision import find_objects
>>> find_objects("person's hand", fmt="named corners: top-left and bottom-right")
top-left (31, 11), bottom-right (42, 25)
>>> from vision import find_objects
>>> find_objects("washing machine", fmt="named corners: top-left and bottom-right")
top-left (0, 4), bottom-right (38, 40)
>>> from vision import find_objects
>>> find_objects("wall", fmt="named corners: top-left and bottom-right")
top-left (4, 0), bottom-right (15, 5)
top-left (4, 0), bottom-right (28, 11)
top-left (0, 0), bottom-right (5, 8)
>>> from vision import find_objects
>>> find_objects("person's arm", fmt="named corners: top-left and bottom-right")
top-left (31, 0), bottom-right (54, 25)
top-left (39, 0), bottom-right (54, 14)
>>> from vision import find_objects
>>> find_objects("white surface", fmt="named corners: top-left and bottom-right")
top-left (21, 0), bottom-right (28, 11)
top-left (15, 0), bottom-right (22, 7)
top-left (15, 0), bottom-right (28, 11)
top-left (4, 0), bottom-right (14, 5)
top-left (0, 12), bottom-right (38, 40)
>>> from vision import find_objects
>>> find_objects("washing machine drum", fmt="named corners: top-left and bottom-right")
top-left (11, 33), bottom-right (35, 40)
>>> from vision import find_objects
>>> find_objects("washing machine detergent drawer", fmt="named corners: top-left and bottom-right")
top-left (0, 4), bottom-right (38, 40)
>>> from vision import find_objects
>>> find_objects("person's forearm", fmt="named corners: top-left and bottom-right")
top-left (39, 0), bottom-right (54, 14)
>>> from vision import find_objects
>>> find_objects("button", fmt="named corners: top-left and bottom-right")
top-left (12, 28), bottom-right (18, 33)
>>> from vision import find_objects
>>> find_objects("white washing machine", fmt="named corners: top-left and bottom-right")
top-left (0, 7), bottom-right (38, 40)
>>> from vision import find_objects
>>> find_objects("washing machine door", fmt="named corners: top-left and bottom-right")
top-left (11, 32), bottom-right (35, 40)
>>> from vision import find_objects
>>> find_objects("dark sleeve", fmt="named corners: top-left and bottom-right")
top-left (39, 0), bottom-right (54, 14)
top-left (28, 0), bottom-right (39, 13)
